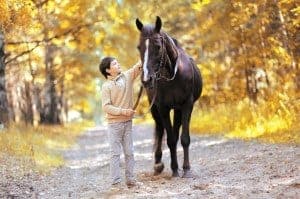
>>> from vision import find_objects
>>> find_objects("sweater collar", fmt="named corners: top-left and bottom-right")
top-left (107, 73), bottom-right (123, 81)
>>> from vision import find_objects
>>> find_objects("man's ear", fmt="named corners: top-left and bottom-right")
top-left (106, 68), bottom-right (111, 75)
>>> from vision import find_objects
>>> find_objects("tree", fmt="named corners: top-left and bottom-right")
top-left (0, 31), bottom-right (9, 125)
top-left (0, 0), bottom-right (33, 125)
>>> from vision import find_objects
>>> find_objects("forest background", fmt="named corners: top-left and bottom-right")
top-left (0, 0), bottom-right (299, 168)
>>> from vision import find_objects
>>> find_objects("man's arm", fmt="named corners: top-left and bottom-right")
top-left (126, 60), bottom-right (142, 80)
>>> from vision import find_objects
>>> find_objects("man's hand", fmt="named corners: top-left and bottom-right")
top-left (136, 60), bottom-right (142, 70)
top-left (121, 108), bottom-right (136, 116)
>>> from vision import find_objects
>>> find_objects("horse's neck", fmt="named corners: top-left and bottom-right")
top-left (164, 35), bottom-right (179, 68)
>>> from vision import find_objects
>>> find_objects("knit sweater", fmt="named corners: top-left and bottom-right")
top-left (101, 63), bottom-right (141, 123)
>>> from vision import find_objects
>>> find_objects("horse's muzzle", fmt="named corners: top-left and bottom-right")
top-left (142, 76), bottom-right (154, 89)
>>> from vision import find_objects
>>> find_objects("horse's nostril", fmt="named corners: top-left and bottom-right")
top-left (142, 80), bottom-right (152, 88)
top-left (142, 80), bottom-right (148, 86)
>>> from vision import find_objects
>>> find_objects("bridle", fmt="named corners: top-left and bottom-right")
top-left (151, 34), bottom-right (179, 82)
top-left (133, 33), bottom-right (179, 115)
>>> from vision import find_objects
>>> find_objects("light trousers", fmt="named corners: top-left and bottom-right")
top-left (108, 120), bottom-right (134, 184)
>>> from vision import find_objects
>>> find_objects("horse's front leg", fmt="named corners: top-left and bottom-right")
top-left (151, 105), bottom-right (165, 175)
top-left (159, 107), bottom-right (179, 177)
top-left (181, 98), bottom-right (194, 178)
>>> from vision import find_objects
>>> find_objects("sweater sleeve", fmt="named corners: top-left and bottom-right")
top-left (101, 84), bottom-right (122, 115)
top-left (125, 61), bottom-right (142, 80)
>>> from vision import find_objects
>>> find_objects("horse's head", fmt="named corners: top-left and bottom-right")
top-left (135, 16), bottom-right (165, 88)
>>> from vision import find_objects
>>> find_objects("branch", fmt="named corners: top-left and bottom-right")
top-left (5, 43), bottom-right (40, 64)
top-left (31, 0), bottom-right (50, 8)
top-left (36, 0), bottom-right (49, 8)
top-left (6, 23), bottom-right (93, 45)
top-left (7, 40), bottom-right (42, 45)
top-left (4, 22), bottom-right (97, 63)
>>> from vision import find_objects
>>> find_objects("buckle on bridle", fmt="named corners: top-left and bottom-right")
top-left (154, 71), bottom-right (161, 80)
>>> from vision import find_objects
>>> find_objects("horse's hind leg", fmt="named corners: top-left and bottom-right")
top-left (181, 100), bottom-right (194, 178)
top-left (151, 106), bottom-right (165, 175)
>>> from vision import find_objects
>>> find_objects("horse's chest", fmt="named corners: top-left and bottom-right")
top-left (158, 87), bottom-right (188, 108)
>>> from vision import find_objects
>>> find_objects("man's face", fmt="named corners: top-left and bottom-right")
top-left (107, 59), bottom-right (121, 77)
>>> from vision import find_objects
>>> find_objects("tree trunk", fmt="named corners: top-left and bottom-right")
top-left (41, 43), bottom-right (60, 124)
top-left (27, 46), bottom-right (41, 126)
top-left (11, 81), bottom-right (31, 124)
top-left (32, 84), bottom-right (41, 126)
top-left (24, 81), bottom-right (33, 124)
top-left (0, 31), bottom-right (9, 125)
top-left (58, 74), bottom-right (67, 124)
top-left (245, 67), bottom-right (258, 104)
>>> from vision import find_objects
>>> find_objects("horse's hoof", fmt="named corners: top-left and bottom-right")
top-left (182, 169), bottom-right (193, 178)
top-left (154, 162), bottom-right (164, 175)
top-left (172, 171), bottom-right (180, 177)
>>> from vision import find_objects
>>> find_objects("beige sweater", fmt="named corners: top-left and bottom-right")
top-left (101, 63), bottom-right (141, 123)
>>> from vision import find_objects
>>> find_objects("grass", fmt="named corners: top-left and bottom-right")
top-left (0, 120), bottom-right (94, 172)
top-left (191, 96), bottom-right (300, 145)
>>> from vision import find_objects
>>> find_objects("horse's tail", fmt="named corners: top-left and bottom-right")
top-left (190, 57), bottom-right (202, 102)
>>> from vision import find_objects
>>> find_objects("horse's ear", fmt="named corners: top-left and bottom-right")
top-left (155, 16), bottom-right (162, 33)
top-left (136, 18), bottom-right (143, 31)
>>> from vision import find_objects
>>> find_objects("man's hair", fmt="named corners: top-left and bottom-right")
top-left (99, 56), bottom-right (115, 79)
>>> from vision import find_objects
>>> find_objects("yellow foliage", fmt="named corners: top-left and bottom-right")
top-left (108, 3), bottom-right (118, 19)
top-left (191, 0), bottom-right (211, 11)
top-left (192, 95), bottom-right (299, 144)
top-left (72, 100), bottom-right (92, 114)
top-left (0, 0), bottom-right (10, 27)
top-left (0, 0), bottom-right (34, 30)
top-left (60, 20), bottom-right (71, 29)
top-left (0, 121), bottom-right (93, 171)
top-left (95, 31), bottom-right (105, 45)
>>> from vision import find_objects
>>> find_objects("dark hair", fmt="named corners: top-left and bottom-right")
top-left (99, 56), bottom-right (115, 79)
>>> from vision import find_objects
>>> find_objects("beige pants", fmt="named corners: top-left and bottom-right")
top-left (108, 120), bottom-right (134, 185)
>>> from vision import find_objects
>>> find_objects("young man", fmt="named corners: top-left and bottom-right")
top-left (99, 57), bottom-right (141, 188)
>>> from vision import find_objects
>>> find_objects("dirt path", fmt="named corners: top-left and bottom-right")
top-left (1, 124), bottom-right (300, 198)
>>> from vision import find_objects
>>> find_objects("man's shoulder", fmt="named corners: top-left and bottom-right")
top-left (102, 81), bottom-right (112, 90)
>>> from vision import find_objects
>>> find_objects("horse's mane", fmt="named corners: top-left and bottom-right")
top-left (171, 37), bottom-right (178, 47)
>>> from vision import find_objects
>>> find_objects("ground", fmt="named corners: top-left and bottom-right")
top-left (0, 124), bottom-right (299, 198)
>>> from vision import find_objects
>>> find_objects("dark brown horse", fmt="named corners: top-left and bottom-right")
top-left (136, 16), bottom-right (203, 177)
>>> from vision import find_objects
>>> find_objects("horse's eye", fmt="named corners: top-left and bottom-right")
top-left (137, 45), bottom-right (141, 50)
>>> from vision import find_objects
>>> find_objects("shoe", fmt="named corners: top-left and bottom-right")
top-left (110, 182), bottom-right (123, 191)
top-left (126, 180), bottom-right (142, 188)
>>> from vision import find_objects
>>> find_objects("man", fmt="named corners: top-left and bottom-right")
top-left (99, 57), bottom-right (141, 189)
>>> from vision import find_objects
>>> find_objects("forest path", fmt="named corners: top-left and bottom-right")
top-left (1, 124), bottom-right (299, 198)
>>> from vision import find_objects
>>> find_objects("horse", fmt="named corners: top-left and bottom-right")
top-left (135, 16), bottom-right (203, 177)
